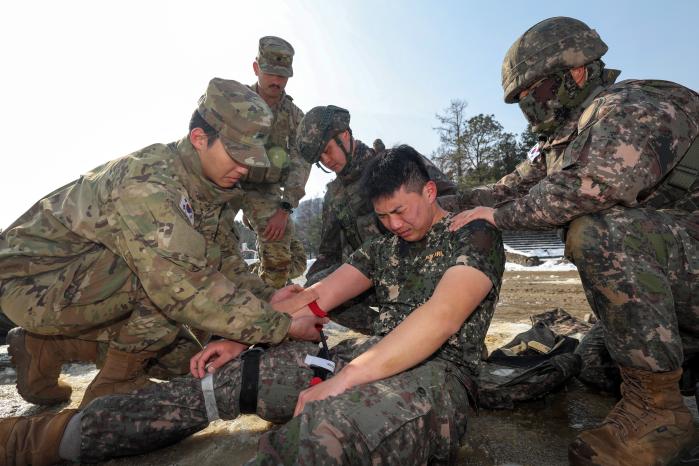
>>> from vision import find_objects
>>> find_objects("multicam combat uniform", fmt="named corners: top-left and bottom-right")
top-left (0, 138), bottom-right (290, 357)
top-left (72, 216), bottom-right (504, 465)
top-left (306, 140), bottom-right (457, 332)
top-left (234, 88), bottom-right (310, 289)
top-left (458, 77), bottom-right (699, 381)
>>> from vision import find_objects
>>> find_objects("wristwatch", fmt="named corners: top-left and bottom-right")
top-left (280, 201), bottom-right (294, 214)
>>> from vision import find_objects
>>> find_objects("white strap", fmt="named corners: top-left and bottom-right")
top-left (201, 372), bottom-right (220, 422)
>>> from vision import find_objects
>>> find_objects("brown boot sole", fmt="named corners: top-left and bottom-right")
top-left (7, 328), bottom-right (71, 405)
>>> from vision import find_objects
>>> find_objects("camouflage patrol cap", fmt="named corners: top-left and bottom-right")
top-left (296, 105), bottom-right (351, 164)
top-left (502, 17), bottom-right (608, 103)
top-left (257, 36), bottom-right (294, 77)
top-left (197, 77), bottom-right (272, 167)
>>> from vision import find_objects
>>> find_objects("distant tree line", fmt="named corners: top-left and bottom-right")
top-left (431, 99), bottom-right (538, 188)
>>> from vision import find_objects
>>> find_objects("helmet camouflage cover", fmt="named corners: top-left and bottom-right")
top-left (296, 105), bottom-right (351, 164)
top-left (502, 16), bottom-right (608, 103)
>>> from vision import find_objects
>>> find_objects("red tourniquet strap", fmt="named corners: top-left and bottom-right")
top-left (308, 300), bottom-right (328, 318)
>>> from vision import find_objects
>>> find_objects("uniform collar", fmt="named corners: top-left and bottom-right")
top-left (546, 68), bottom-right (621, 148)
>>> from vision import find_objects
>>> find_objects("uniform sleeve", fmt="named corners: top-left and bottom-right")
top-left (112, 183), bottom-right (290, 345)
top-left (493, 95), bottom-right (668, 230)
top-left (450, 155), bottom-right (548, 211)
top-left (280, 105), bottom-right (311, 208)
top-left (216, 204), bottom-right (276, 301)
top-left (305, 189), bottom-right (343, 282)
top-left (345, 237), bottom-right (379, 281)
top-left (451, 219), bottom-right (505, 292)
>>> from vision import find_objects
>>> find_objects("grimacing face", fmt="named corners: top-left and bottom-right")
top-left (372, 183), bottom-right (437, 242)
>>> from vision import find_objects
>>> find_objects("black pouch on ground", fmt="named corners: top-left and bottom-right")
top-left (478, 309), bottom-right (585, 409)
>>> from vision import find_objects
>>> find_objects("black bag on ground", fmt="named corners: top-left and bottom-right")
top-left (478, 318), bottom-right (582, 410)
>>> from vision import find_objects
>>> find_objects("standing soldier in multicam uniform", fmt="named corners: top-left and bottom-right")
top-left (449, 16), bottom-right (699, 465)
top-left (234, 36), bottom-right (310, 288)
top-left (0, 78), bottom-right (324, 410)
top-left (298, 105), bottom-right (456, 332)
top-left (0, 146), bottom-right (504, 466)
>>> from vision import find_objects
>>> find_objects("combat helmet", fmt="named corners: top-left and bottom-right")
top-left (296, 105), bottom-right (352, 166)
top-left (502, 17), bottom-right (608, 103)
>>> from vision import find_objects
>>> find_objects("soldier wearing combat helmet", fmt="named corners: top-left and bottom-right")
top-left (230, 36), bottom-right (310, 289)
top-left (298, 105), bottom-right (456, 333)
top-left (0, 78), bottom-right (324, 412)
top-left (450, 16), bottom-right (699, 464)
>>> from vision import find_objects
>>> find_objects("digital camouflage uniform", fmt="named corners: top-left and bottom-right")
top-left (71, 216), bottom-right (504, 465)
top-left (306, 140), bottom-right (457, 332)
top-left (457, 77), bottom-right (699, 379)
top-left (232, 37), bottom-right (311, 289)
top-left (0, 80), bottom-right (291, 364)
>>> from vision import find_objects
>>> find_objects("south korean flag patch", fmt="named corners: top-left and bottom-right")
top-left (179, 195), bottom-right (195, 225)
top-left (527, 143), bottom-right (542, 162)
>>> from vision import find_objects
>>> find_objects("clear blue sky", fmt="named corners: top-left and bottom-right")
top-left (1, 0), bottom-right (697, 228)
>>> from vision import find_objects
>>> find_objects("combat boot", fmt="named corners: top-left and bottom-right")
top-left (79, 346), bottom-right (155, 408)
top-left (7, 327), bottom-right (98, 405)
top-left (0, 408), bottom-right (78, 466)
top-left (569, 366), bottom-right (695, 466)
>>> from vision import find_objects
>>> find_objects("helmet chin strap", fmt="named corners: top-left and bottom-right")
top-left (333, 132), bottom-right (354, 168)
top-left (315, 162), bottom-right (332, 173)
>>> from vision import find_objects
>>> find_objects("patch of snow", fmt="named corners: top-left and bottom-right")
top-left (506, 257), bottom-right (577, 272)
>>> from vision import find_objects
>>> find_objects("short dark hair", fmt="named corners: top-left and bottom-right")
top-left (361, 144), bottom-right (431, 202)
top-left (189, 110), bottom-right (219, 148)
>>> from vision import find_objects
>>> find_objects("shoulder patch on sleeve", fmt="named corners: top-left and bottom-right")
top-left (178, 195), bottom-right (195, 225)
top-left (578, 97), bottom-right (605, 133)
top-left (527, 142), bottom-right (542, 162)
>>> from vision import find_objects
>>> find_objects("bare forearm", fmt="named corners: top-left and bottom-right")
top-left (337, 266), bottom-right (492, 388)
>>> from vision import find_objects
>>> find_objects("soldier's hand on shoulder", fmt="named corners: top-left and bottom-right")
top-left (449, 206), bottom-right (497, 231)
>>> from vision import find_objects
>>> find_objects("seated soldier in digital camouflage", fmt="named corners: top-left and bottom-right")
top-left (0, 78), bottom-right (324, 410)
top-left (449, 16), bottom-right (699, 465)
top-left (297, 105), bottom-right (457, 333)
top-left (0, 146), bottom-right (504, 466)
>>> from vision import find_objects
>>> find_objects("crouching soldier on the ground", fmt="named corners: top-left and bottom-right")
top-left (0, 145), bottom-right (504, 466)
top-left (297, 105), bottom-right (456, 333)
top-left (449, 16), bottom-right (699, 465)
top-left (0, 78), bottom-right (324, 410)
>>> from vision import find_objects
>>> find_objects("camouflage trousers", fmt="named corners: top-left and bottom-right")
top-left (565, 206), bottom-right (699, 373)
top-left (249, 236), bottom-right (307, 282)
top-left (305, 267), bottom-right (378, 335)
top-left (77, 337), bottom-right (471, 464)
top-left (0, 248), bottom-right (184, 355)
top-left (236, 187), bottom-right (306, 288)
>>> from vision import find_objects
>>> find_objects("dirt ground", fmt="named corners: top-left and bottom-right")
top-left (2, 269), bottom-right (697, 465)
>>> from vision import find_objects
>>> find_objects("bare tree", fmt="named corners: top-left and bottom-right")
top-left (432, 99), bottom-right (469, 181)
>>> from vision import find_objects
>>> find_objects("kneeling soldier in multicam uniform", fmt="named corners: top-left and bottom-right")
top-left (0, 78), bottom-right (324, 411)
top-left (0, 145), bottom-right (504, 466)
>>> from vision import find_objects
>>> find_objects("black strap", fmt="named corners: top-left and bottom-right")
top-left (239, 347), bottom-right (264, 414)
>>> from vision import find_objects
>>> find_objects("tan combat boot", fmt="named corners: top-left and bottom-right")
top-left (7, 327), bottom-right (98, 405)
top-left (79, 346), bottom-right (155, 408)
top-left (0, 408), bottom-right (78, 466)
top-left (569, 366), bottom-right (696, 466)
